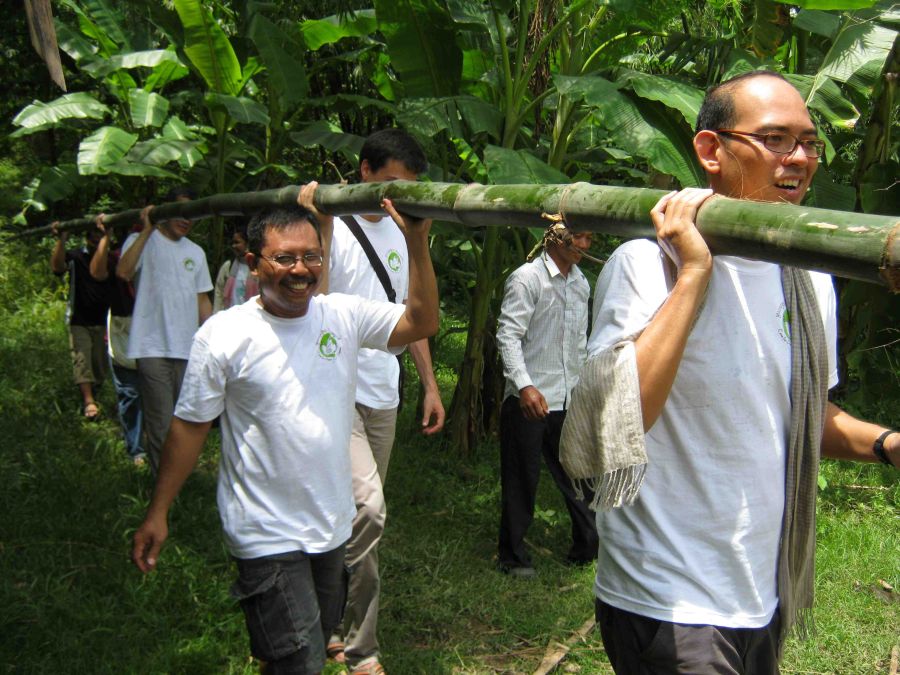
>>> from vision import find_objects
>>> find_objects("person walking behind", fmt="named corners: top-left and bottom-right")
top-left (50, 220), bottom-right (111, 420)
top-left (89, 217), bottom-right (146, 465)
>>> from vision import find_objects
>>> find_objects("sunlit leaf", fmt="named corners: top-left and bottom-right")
top-left (300, 10), bottom-right (377, 50)
top-left (129, 90), bottom-right (170, 128)
top-left (77, 126), bottom-right (138, 175)
top-left (12, 93), bottom-right (110, 133)
top-left (617, 70), bottom-right (705, 128)
top-left (174, 0), bottom-right (242, 95)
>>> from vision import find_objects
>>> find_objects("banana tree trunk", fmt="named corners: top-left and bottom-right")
top-left (27, 181), bottom-right (900, 290)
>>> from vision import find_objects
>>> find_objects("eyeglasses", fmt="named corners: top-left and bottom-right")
top-left (260, 252), bottom-right (324, 268)
top-left (715, 129), bottom-right (826, 158)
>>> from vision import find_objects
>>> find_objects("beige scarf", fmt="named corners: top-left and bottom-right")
top-left (560, 265), bottom-right (827, 649)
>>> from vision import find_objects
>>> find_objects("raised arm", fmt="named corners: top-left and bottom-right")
top-left (89, 215), bottom-right (111, 281)
top-left (383, 198), bottom-right (438, 347)
top-left (131, 417), bottom-right (213, 573)
top-left (50, 223), bottom-right (67, 275)
top-left (821, 402), bottom-right (899, 466)
top-left (407, 338), bottom-right (445, 434)
top-left (117, 205), bottom-right (155, 282)
top-left (297, 181), bottom-right (334, 295)
top-left (634, 188), bottom-right (714, 431)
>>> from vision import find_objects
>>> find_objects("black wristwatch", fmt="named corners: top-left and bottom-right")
top-left (873, 430), bottom-right (897, 467)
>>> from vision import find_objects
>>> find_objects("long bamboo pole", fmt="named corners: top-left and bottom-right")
top-left (12, 181), bottom-right (899, 290)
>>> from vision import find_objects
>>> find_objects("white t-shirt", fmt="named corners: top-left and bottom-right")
top-left (588, 239), bottom-right (838, 628)
top-left (123, 230), bottom-right (213, 360)
top-left (174, 294), bottom-right (405, 559)
top-left (329, 215), bottom-right (409, 409)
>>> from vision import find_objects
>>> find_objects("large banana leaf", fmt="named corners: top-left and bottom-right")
top-left (12, 93), bottom-right (110, 135)
top-left (161, 118), bottom-right (206, 169)
top-left (248, 14), bottom-right (308, 107)
top-left (124, 138), bottom-right (200, 167)
top-left (787, 74), bottom-right (860, 129)
top-left (129, 90), bottom-right (170, 128)
top-left (174, 0), bottom-right (242, 96)
top-left (299, 10), bottom-right (377, 51)
top-left (805, 8), bottom-right (897, 100)
top-left (290, 121), bottom-right (365, 165)
top-left (556, 75), bottom-right (704, 187)
top-left (77, 126), bottom-right (138, 175)
top-left (793, 9), bottom-right (842, 37)
top-left (483, 146), bottom-right (571, 185)
top-left (204, 94), bottom-right (270, 125)
top-left (375, 0), bottom-right (463, 97)
top-left (616, 70), bottom-right (705, 128)
top-left (81, 49), bottom-right (186, 78)
top-left (54, 20), bottom-right (97, 63)
top-left (20, 165), bottom-right (82, 217)
top-left (79, 0), bottom-right (131, 50)
top-left (397, 97), bottom-right (503, 140)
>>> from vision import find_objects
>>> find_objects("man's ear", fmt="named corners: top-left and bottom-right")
top-left (694, 130), bottom-right (722, 175)
top-left (359, 158), bottom-right (371, 182)
top-left (246, 252), bottom-right (258, 274)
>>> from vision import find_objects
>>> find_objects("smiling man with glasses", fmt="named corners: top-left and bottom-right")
top-left (572, 70), bottom-right (899, 674)
top-left (131, 183), bottom-right (439, 674)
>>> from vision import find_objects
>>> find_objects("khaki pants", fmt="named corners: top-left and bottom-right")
top-left (69, 324), bottom-right (107, 386)
top-left (342, 403), bottom-right (398, 668)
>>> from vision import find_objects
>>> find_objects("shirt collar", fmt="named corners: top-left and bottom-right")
top-left (540, 251), bottom-right (584, 282)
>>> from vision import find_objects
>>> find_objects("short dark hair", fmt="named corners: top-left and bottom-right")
top-left (695, 71), bottom-right (791, 133)
top-left (164, 186), bottom-right (196, 202)
top-left (359, 128), bottom-right (427, 175)
top-left (247, 206), bottom-right (321, 256)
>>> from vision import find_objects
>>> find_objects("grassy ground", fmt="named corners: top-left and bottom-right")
top-left (1, 241), bottom-right (897, 673)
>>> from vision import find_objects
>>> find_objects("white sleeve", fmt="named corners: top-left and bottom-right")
top-left (354, 296), bottom-right (406, 353)
top-left (496, 271), bottom-right (536, 393)
top-left (587, 241), bottom-right (669, 357)
top-left (174, 332), bottom-right (226, 422)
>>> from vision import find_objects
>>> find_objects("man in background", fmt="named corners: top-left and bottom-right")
top-left (496, 224), bottom-right (598, 578)
top-left (324, 129), bottom-right (445, 674)
top-left (116, 187), bottom-right (212, 473)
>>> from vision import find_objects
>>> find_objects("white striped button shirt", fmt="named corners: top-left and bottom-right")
top-left (496, 253), bottom-right (589, 411)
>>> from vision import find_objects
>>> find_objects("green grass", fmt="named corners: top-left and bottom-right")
top-left (0, 241), bottom-right (897, 674)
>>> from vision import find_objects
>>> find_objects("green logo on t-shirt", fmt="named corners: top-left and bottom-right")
top-left (777, 303), bottom-right (791, 344)
top-left (183, 257), bottom-right (196, 272)
top-left (318, 331), bottom-right (340, 360)
top-left (387, 249), bottom-right (402, 272)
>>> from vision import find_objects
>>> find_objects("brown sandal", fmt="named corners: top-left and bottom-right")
top-left (350, 662), bottom-right (385, 675)
top-left (325, 639), bottom-right (346, 664)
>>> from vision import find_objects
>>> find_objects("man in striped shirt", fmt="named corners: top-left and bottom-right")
top-left (495, 226), bottom-right (598, 578)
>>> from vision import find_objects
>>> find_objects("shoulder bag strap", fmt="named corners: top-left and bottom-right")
top-left (342, 215), bottom-right (397, 303)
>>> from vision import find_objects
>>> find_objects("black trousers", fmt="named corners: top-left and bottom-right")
top-left (498, 396), bottom-right (598, 568)
top-left (596, 599), bottom-right (781, 675)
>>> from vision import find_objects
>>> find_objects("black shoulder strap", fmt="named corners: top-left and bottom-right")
top-left (342, 215), bottom-right (397, 303)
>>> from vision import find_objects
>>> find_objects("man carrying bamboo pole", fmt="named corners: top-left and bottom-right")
top-left (563, 71), bottom-right (899, 673)
top-left (131, 187), bottom-right (439, 674)
top-left (116, 187), bottom-right (213, 473)
top-left (324, 129), bottom-right (445, 674)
